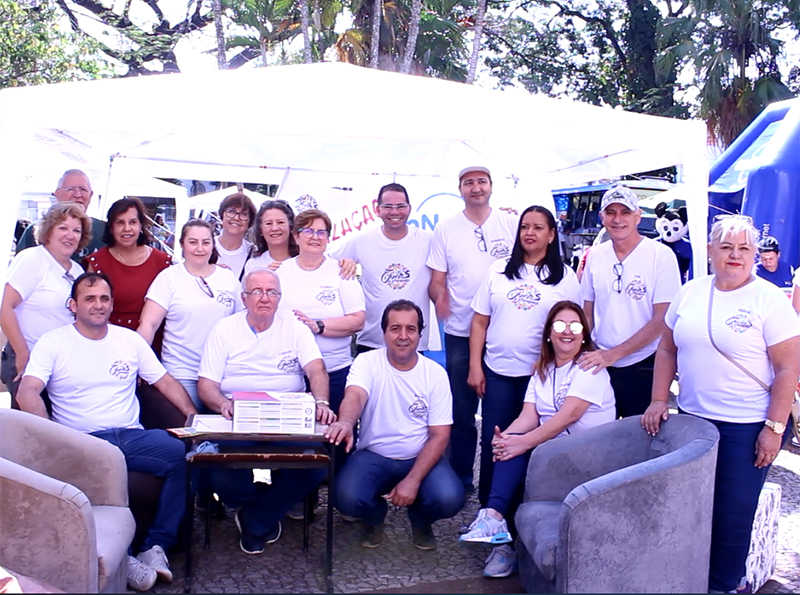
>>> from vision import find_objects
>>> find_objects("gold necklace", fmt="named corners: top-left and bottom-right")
top-left (296, 257), bottom-right (324, 271)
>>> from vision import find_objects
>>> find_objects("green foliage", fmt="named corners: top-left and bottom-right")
top-left (0, 0), bottom-right (109, 88)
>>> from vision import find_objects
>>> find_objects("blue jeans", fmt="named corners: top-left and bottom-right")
top-left (335, 449), bottom-right (465, 528)
top-left (206, 440), bottom-right (326, 537)
top-left (91, 428), bottom-right (186, 552)
top-left (444, 333), bottom-right (479, 491)
top-left (486, 450), bottom-right (532, 537)
top-left (479, 366), bottom-right (530, 508)
top-left (704, 418), bottom-right (773, 592)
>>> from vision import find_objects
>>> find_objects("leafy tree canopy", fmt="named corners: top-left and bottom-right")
top-left (0, 0), bottom-right (111, 88)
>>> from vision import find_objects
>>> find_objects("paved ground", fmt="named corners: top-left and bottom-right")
top-left (148, 438), bottom-right (800, 594)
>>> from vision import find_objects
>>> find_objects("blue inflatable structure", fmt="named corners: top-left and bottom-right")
top-left (709, 98), bottom-right (800, 267)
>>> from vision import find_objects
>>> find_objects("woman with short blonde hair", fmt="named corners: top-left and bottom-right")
top-left (1, 202), bottom-right (89, 402)
top-left (643, 215), bottom-right (800, 593)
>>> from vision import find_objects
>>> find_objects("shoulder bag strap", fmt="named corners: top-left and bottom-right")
top-left (707, 281), bottom-right (771, 392)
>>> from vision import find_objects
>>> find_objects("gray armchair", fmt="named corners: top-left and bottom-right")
top-left (0, 409), bottom-right (136, 593)
top-left (515, 414), bottom-right (719, 593)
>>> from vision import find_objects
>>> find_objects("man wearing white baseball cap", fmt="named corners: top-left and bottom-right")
top-left (579, 185), bottom-right (681, 417)
top-left (427, 166), bottom-right (518, 493)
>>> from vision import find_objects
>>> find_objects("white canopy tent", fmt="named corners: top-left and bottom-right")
top-left (0, 62), bottom-right (708, 281)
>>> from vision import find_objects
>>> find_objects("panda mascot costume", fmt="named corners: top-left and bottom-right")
top-left (654, 202), bottom-right (692, 283)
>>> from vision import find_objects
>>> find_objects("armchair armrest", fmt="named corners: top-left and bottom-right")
top-left (0, 409), bottom-right (128, 507)
top-left (0, 457), bottom-right (99, 593)
top-left (524, 418), bottom-right (651, 503)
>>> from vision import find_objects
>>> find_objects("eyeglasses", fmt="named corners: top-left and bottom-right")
top-left (223, 208), bottom-right (250, 221)
top-left (60, 186), bottom-right (90, 194)
top-left (63, 272), bottom-right (76, 284)
top-left (552, 320), bottom-right (584, 334)
top-left (196, 276), bottom-right (214, 298)
top-left (474, 225), bottom-right (487, 253)
top-left (612, 262), bottom-right (624, 294)
top-left (243, 289), bottom-right (281, 299)
top-left (379, 204), bottom-right (410, 212)
top-left (298, 228), bottom-right (330, 239)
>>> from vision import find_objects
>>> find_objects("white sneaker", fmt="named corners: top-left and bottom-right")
top-left (458, 509), bottom-right (512, 545)
top-left (127, 555), bottom-right (157, 591)
top-left (484, 544), bottom-right (518, 578)
top-left (137, 545), bottom-right (173, 582)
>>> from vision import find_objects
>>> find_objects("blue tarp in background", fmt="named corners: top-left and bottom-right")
top-left (709, 99), bottom-right (800, 268)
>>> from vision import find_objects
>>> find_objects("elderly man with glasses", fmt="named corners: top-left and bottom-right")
top-left (427, 166), bottom-right (518, 494)
top-left (16, 169), bottom-right (106, 260)
top-left (197, 268), bottom-right (334, 555)
top-left (579, 185), bottom-right (681, 418)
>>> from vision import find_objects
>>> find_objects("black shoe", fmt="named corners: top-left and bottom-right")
top-left (360, 523), bottom-right (385, 548)
top-left (235, 509), bottom-right (276, 555)
top-left (411, 524), bottom-right (437, 550)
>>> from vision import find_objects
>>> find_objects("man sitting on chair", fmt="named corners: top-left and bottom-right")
top-left (17, 272), bottom-right (197, 592)
top-left (325, 299), bottom-right (464, 550)
top-left (197, 268), bottom-right (335, 555)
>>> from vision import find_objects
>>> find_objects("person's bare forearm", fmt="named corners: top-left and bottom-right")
top-left (16, 378), bottom-right (48, 418)
top-left (305, 361), bottom-right (330, 403)
top-left (154, 374), bottom-right (197, 417)
top-left (318, 312), bottom-right (364, 338)
top-left (404, 430), bottom-right (449, 485)
top-left (766, 367), bottom-right (796, 423)
top-left (428, 272), bottom-right (447, 304)
top-left (469, 315), bottom-right (488, 370)
top-left (197, 378), bottom-right (230, 414)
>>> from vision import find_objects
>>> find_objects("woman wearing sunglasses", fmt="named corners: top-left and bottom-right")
top-left (467, 206), bottom-right (580, 560)
top-left (460, 300), bottom-right (615, 577)
top-left (276, 209), bottom-right (365, 462)
top-left (138, 219), bottom-right (243, 408)
top-left (1, 203), bottom-right (89, 403)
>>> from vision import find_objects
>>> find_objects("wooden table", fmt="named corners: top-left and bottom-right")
top-left (172, 415), bottom-right (336, 593)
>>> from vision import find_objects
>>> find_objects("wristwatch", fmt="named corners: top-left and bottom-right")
top-left (315, 320), bottom-right (325, 335)
top-left (764, 419), bottom-right (786, 435)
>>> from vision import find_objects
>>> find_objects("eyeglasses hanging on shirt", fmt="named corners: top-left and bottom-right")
top-left (196, 276), bottom-right (214, 298)
top-left (612, 262), bottom-right (624, 294)
top-left (474, 225), bottom-right (487, 253)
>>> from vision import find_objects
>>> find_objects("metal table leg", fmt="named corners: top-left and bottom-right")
top-left (325, 446), bottom-right (335, 594)
top-left (184, 459), bottom-right (193, 593)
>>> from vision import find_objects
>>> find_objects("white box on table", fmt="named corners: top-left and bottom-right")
top-left (232, 391), bottom-right (316, 434)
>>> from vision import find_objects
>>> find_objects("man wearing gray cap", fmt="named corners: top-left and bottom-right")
top-left (427, 166), bottom-right (518, 493)
top-left (579, 185), bottom-right (681, 418)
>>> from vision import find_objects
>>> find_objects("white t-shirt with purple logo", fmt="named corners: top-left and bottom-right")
top-left (198, 310), bottom-right (323, 398)
top-left (145, 264), bottom-right (243, 381)
top-left (25, 324), bottom-right (167, 433)
top-left (666, 275), bottom-right (800, 422)
top-left (581, 237), bottom-right (681, 367)
top-left (471, 260), bottom-right (581, 376)
top-left (276, 256), bottom-right (366, 372)
top-left (427, 209), bottom-right (518, 337)
top-left (331, 225), bottom-right (433, 349)
top-left (346, 349), bottom-right (452, 460)
top-left (524, 362), bottom-right (615, 436)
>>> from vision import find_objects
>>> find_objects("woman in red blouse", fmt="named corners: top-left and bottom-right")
top-left (84, 198), bottom-right (171, 331)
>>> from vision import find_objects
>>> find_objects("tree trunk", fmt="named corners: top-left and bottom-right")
top-left (369, 0), bottom-right (381, 68)
top-left (213, 0), bottom-right (226, 69)
top-left (401, 0), bottom-right (422, 74)
top-left (260, 37), bottom-right (267, 66)
top-left (300, 0), bottom-right (313, 63)
top-left (466, 0), bottom-right (487, 84)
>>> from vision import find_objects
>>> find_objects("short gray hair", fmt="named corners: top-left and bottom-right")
top-left (242, 267), bottom-right (281, 292)
top-left (709, 215), bottom-right (759, 247)
top-left (56, 169), bottom-right (92, 191)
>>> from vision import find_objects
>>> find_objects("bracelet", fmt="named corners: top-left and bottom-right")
top-left (315, 400), bottom-right (330, 406)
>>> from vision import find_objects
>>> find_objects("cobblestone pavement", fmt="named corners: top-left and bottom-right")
top-left (148, 439), bottom-right (800, 594)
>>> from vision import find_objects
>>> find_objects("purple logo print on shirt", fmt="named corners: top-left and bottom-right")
top-left (109, 361), bottom-right (131, 380)
top-left (316, 289), bottom-right (337, 305)
top-left (625, 276), bottom-right (647, 301)
top-left (489, 241), bottom-right (511, 259)
top-left (381, 263), bottom-right (411, 290)
top-left (277, 352), bottom-right (302, 374)
top-left (506, 285), bottom-right (542, 311)
top-left (725, 311), bottom-right (753, 334)
top-left (408, 395), bottom-right (428, 418)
